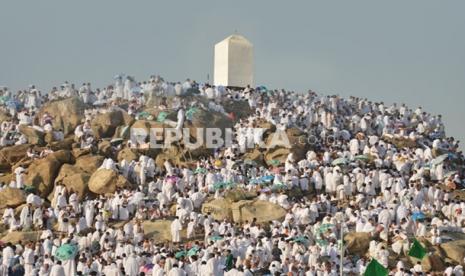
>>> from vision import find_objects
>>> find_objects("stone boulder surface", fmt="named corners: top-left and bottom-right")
top-left (0, 144), bottom-right (31, 172)
top-left (91, 109), bottom-right (134, 138)
top-left (54, 164), bottom-right (90, 200)
top-left (440, 239), bottom-right (465, 264)
top-left (201, 198), bottom-right (285, 223)
top-left (88, 169), bottom-right (130, 194)
top-left (0, 188), bottom-right (26, 209)
top-left (75, 154), bottom-right (104, 173)
top-left (142, 220), bottom-right (186, 242)
top-left (231, 200), bottom-right (286, 223)
top-left (18, 125), bottom-right (45, 145)
top-left (36, 97), bottom-right (86, 135)
top-left (24, 150), bottom-right (73, 197)
top-left (344, 232), bottom-right (371, 256)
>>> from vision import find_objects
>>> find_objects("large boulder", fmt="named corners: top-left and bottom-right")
top-left (0, 144), bottom-right (31, 172)
top-left (75, 155), bottom-right (104, 173)
top-left (54, 164), bottom-right (90, 200)
top-left (0, 188), bottom-right (26, 209)
top-left (344, 232), bottom-right (371, 256)
top-left (1, 231), bottom-right (41, 243)
top-left (91, 109), bottom-right (134, 138)
top-left (187, 108), bottom-right (233, 141)
top-left (117, 148), bottom-right (139, 162)
top-left (440, 239), bottom-right (465, 264)
top-left (142, 220), bottom-right (186, 242)
top-left (24, 150), bottom-right (73, 197)
top-left (264, 127), bottom-right (308, 164)
top-left (201, 199), bottom-right (285, 223)
top-left (18, 125), bottom-right (45, 145)
top-left (88, 169), bottom-right (130, 195)
top-left (36, 97), bottom-right (86, 135)
top-left (201, 198), bottom-right (233, 221)
top-left (231, 200), bottom-right (286, 223)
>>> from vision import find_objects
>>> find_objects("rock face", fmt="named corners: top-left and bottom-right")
top-left (142, 220), bottom-right (186, 242)
top-left (231, 200), bottom-right (286, 223)
top-left (201, 199), bottom-right (285, 223)
top-left (25, 150), bottom-right (73, 197)
top-left (264, 127), bottom-right (308, 164)
top-left (1, 231), bottom-right (41, 243)
top-left (201, 198), bottom-right (233, 221)
top-left (54, 164), bottom-right (90, 200)
top-left (0, 188), bottom-right (26, 209)
top-left (88, 169), bottom-right (130, 194)
top-left (440, 239), bottom-right (465, 264)
top-left (117, 148), bottom-right (139, 162)
top-left (18, 125), bottom-right (45, 145)
top-left (344, 232), bottom-right (371, 256)
top-left (0, 144), bottom-right (31, 172)
top-left (36, 97), bottom-right (86, 135)
top-left (75, 155), bottom-right (104, 173)
top-left (91, 109), bottom-right (134, 138)
top-left (187, 108), bottom-right (233, 140)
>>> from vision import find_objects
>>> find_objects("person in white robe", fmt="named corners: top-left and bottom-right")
top-left (49, 262), bottom-right (65, 276)
top-left (171, 217), bottom-right (183, 243)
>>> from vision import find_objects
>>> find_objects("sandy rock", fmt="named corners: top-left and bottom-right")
top-left (91, 109), bottom-right (133, 138)
top-left (344, 232), bottom-right (371, 256)
top-left (243, 148), bottom-right (265, 166)
top-left (36, 97), bottom-right (87, 135)
top-left (231, 200), bottom-right (286, 223)
top-left (54, 164), bottom-right (90, 200)
top-left (117, 148), bottom-right (139, 162)
top-left (75, 155), bottom-right (104, 174)
top-left (0, 144), bottom-right (31, 172)
top-left (440, 239), bottom-right (465, 264)
top-left (98, 140), bottom-right (113, 158)
top-left (18, 125), bottom-right (45, 145)
top-left (88, 169), bottom-right (130, 194)
top-left (0, 188), bottom-right (26, 209)
top-left (24, 150), bottom-right (72, 197)
top-left (0, 231), bottom-right (41, 243)
top-left (264, 127), bottom-right (308, 164)
top-left (201, 198), bottom-right (233, 221)
top-left (142, 220), bottom-right (186, 242)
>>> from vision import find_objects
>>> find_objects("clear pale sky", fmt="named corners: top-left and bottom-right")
top-left (1, 1), bottom-right (464, 147)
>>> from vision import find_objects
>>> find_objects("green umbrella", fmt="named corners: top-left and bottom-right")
top-left (187, 246), bottom-right (199, 257)
top-left (354, 154), bottom-right (370, 161)
top-left (331, 158), bottom-right (348, 166)
top-left (157, 111), bottom-right (168, 123)
top-left (55, 243), bottom-right (78, 261)
top-left (175, 250), bottom-right (187, 259)
top-left (210, 235), bottom-right (223, 241)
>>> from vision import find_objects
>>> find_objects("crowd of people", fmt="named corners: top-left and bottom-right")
top-left (0, 74), bottom-right (464, 275)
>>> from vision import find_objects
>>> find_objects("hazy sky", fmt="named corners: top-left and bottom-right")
top-left (1, 0), bottom-right (464, 146)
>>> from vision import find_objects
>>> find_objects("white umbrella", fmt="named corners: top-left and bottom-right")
top-left (431, 154), bottom-right (449, 166)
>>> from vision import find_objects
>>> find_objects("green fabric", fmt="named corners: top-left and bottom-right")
top-left (364, 259), bottom-right (388, 276)
top-left (55, 244), bottom-right (78, 261)
top-left (157, 111), bottom-right (168, 122)
top-left (175, 250), bottom-right (187, 259)
top-left (225, 254), bottom-right (234, 271)
top-left (408, 239), bottom-right (427, 259)
top-left (269, 159), bottom-right (280, 166)
top-left (186, 107), bottom-right (198, 120)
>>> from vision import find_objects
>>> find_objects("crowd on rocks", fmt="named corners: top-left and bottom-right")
top-left (0, 75), bottom-right (463, 276)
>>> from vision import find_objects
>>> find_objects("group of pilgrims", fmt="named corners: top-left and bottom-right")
top-left (0, 74), bottom-right (463, 276)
